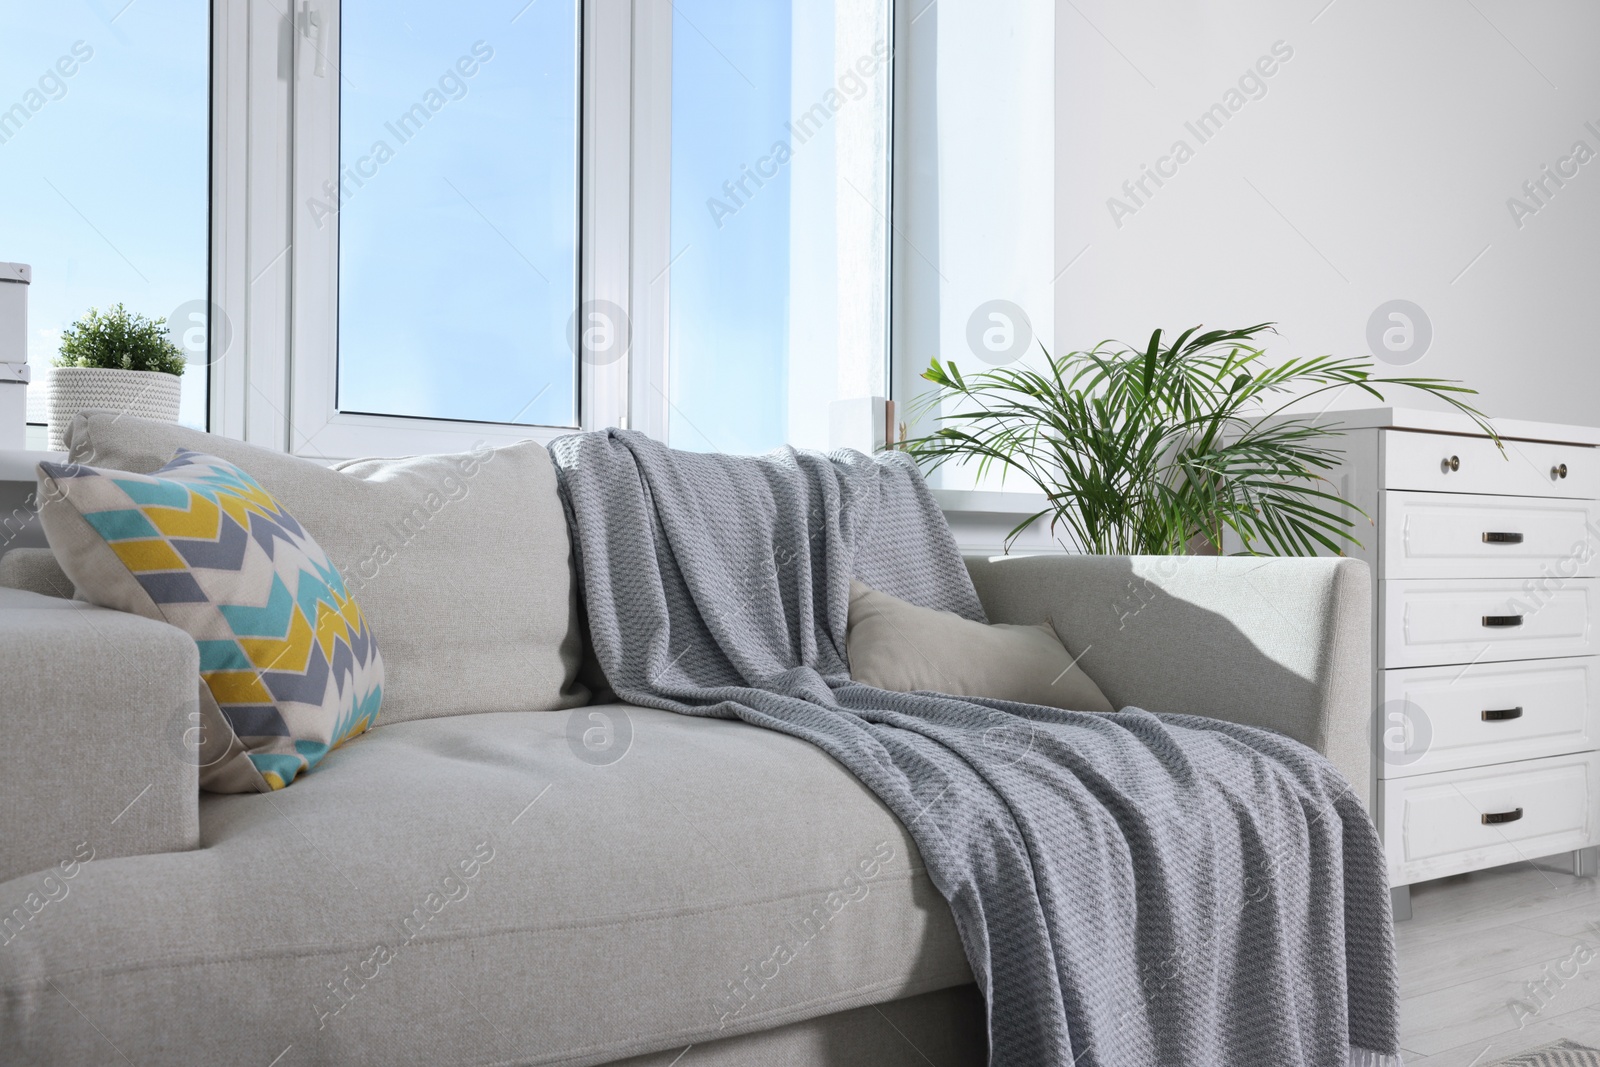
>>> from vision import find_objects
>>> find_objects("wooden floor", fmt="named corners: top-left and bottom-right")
top-left (1397, 856), bottom-right (1600, 1064)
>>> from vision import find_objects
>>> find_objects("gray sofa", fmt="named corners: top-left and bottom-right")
top-left (0, 416), bottom-right (1371, 1067)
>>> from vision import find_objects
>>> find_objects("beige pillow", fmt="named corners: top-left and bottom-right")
top-left (846, 580), bottom-right (1114, 713)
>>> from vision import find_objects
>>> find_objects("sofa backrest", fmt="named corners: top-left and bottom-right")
top-left (0, 547), bottom-right (67, 598)
top-left (51, 412), bottom-right (589, 723)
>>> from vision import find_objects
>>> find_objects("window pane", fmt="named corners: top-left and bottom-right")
top-left (0, 5), bottom-right (211, 435)
top-left (337, 2), bottom-right (580, 427)
top-left (669, 0), bottom-right (891, 454)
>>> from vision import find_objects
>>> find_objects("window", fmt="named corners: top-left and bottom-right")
top-left (285, 0), bottom-right (585, 456)
top-left (335, 2), bottom-right (580, 428)
top-left (889, 0), bottom-right (1053, 494)
top-left (236, 1), bottom-right (894, 458)
top-left (0, 3), bottom-right (211, 436)
top-left (666, 0), bottom-right (892, 454)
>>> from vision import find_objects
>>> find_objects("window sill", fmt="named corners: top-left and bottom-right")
top-left (930, 488), bottom-right (1049, 516)
top-left (0, 447), bottom-right (64, 483)
top-left (932, 489), bottom-right (1065, 555)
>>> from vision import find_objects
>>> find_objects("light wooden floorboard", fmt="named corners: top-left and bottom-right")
top-left (1397, 856), bottom-right (1600, 1063)
top-left (1406, 1003), bottom-right (1600, 1066)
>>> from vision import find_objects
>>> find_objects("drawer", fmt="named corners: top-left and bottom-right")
top-left (1379, 751), bottom-right (1600, 886)
top-left (1383, 429), bottom-right (1596, 499)
top-left (1378, 657), bottom-right (1600, 778)
top-left (1381, 492), bottom-right (1599, 579)
top-left (1381, 578), bottom-right (1597, 668)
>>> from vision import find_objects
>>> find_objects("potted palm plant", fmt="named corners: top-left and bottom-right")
top-left (49, 304), bottom-right (186, 449)
top-left (904, 323), bottom-right (1497, 556)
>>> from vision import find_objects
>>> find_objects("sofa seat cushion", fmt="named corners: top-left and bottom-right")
top-left (0, 706), bottom-right (972, 1067)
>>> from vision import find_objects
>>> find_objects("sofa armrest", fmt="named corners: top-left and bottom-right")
top-left (0, 587), bottom-right (200, 883)
top-left (965, 554), bottom-right (1372, 805)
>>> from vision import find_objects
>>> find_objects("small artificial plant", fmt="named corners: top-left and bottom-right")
top-left (904, 323), bottom-right (1497, 556)
top-left (55, 304), bottom-right (186, 377)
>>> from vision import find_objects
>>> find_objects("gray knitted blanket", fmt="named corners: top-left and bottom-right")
top-left (550, 428), bottom-right (1399, 1067)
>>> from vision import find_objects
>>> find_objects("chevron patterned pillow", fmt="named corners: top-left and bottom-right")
top-left (37, 448), bottom-right (383, 793)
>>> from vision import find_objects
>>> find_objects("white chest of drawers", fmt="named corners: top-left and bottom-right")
top-left (1314, 409), bottom-right (1600, 919)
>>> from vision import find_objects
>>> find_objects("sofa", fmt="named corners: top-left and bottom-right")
top-left (0, 414), bottom-right (1372, 1067)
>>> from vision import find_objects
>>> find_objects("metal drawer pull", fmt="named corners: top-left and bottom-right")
top-left (1481, 807), bottom-right (1523, 826)
top-left (1552, 463), bottom-right (1568, 480)
top-left (1443, 455), bottom-right (1460, 473)
top-left (1481, 706), bottom-right (1524, 721)
top-left (1481, 531), bottom-right (1524, 544)
top-left (1482, 615), bottom-right (1524, 628)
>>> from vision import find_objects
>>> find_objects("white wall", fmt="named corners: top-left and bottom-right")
top-left (1054, 0), bottom-right (1600, 427)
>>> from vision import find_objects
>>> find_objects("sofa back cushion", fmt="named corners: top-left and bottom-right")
top-left (0, 548), bottom-right (70, 598)
top-left (63, 412), bottom-right (587, 722)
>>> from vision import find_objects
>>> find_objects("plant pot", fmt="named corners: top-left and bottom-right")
top-left (47, 366), bottom-right (182, 450)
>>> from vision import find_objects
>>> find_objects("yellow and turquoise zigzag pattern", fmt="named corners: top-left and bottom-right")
top-left (43, 448), bottom-right (383, 791)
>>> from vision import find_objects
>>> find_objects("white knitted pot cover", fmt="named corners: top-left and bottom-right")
top-left (47, 367), bottom-right (181, 450)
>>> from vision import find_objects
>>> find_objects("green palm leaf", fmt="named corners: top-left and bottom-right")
top-left (903, 323), bottom-right (1497, 555)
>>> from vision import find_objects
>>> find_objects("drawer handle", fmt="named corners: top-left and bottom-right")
top-left (1481, 531), bottom-right (1524, 544)
top-left (1481, 706), bottom-right (1524, 721)
top-left (1481, 807), bottom-right (1524, 825)
top-left (1482, 615), bottom-right (1524, 628)
top-left (1444, 455), bottom-right (1460, 473)
top-left (1553, 463), bottom-right (1569, 480)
